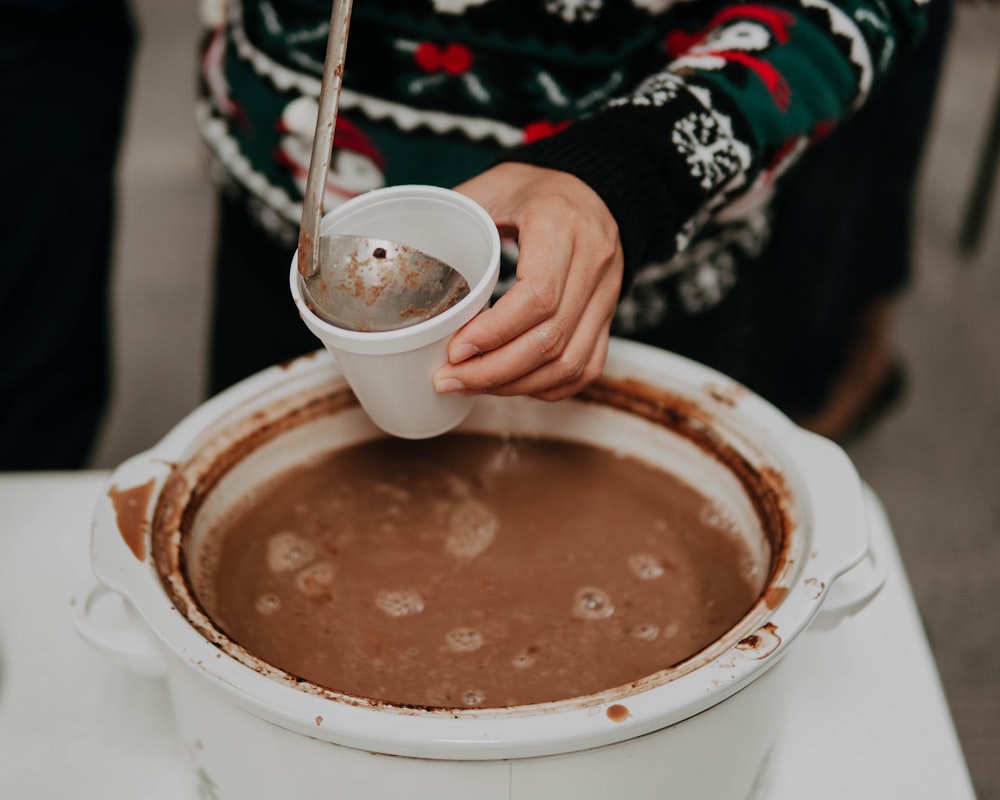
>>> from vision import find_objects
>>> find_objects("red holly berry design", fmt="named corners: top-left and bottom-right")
top-left (414, 42), bottom-right (474, 75)
top-left (522, 120), bottom-right (571, 143)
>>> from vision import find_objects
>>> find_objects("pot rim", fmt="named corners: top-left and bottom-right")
top-left (91, 339), bottom-right (869, 760)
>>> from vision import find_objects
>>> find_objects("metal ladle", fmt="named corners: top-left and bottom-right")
top-left (296, 0), bottom-right (469, 332)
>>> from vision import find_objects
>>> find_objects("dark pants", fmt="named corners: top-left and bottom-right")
top-left (757, 0), bottom-right (952, 416)
top-left (208, 191), bottom-right (314, 396)
top-left (0, 0), bottom-right (136, 469)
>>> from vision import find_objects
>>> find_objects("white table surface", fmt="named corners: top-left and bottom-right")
top-left (0, 471), bottom-right (979, 799)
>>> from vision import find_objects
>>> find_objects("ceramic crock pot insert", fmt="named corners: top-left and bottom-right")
top-left (97, 339), bottom-right (869, 761)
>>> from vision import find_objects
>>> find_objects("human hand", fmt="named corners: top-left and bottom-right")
top-left (432, 163), bottom-right (624, 402)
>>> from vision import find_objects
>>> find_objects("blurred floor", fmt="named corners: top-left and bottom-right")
top-left (845, 9), bottom-right (1000, 798)
top-left (90, 4), bottom-right (1000, 798)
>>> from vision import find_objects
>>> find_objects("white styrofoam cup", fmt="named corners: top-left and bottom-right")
top-left (290, 185), bottom-right (501, 438)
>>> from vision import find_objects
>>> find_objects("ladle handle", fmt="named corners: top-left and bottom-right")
top-left (298, 0), bottom-right (354, 278)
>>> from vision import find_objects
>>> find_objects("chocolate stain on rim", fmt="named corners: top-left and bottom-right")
top-left (109, 478), bottom-right (157, 560)
top-left (277, 350), bottom-right (320, 371)
top-left (735, 623), bottom-right (782, 660)
top-left (152, 386), bottom-right (359, 584)
top-left (762, 585), bottom-right (789, 610)
top-left (150, 374), bottom-right (795, 714)
top-left (705, 382), bottom-right (748, 408)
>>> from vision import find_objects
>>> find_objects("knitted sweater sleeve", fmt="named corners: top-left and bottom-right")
top-left (496, 0), bottom-right (930, 279)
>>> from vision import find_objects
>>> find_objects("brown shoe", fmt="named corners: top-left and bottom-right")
top-left (795, 299), bottom-right (905, 442)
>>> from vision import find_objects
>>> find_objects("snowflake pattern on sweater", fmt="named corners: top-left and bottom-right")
top-left (197, 0), bottom-right (927, 337)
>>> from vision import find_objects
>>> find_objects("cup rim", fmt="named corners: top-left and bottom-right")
top-left (289, 185), bottom-right (502, 352)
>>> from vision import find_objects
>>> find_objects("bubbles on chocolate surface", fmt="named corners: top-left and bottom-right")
top-left (741, 556), bottom-right (762, 584)
top-left (443, 471), bottom-right (473, 499)
top-left (375, 588), bottom-right (425, 617)
top-left (482, 436), bottom-right (521, 480)
top-left (627, 553), bottom-right (665, 580)
top-left (512, 649), bottom-right (537, 669)
top-left (295, 560), bottom-right (335, 597)
top-left (701, 499), bottom-right (740, 536)
top-left (193, 432), bottom-right (764, 709)
top-left (445, 627), bottom-right (484, 653)
top-left (255, 593), bottom-right (281, 615)
top-left (374, 481), bottom-right (411, 502)
top-left (572, 587), bottom-right (615, 620)
top-left (462, 689), bottom-right (485, 706)
top-left (267, 531), bottom-right (315, 573)
top-left (445, 498), bottom-right (498, 558)
top-left (631, 623), bottom-right (660, 641)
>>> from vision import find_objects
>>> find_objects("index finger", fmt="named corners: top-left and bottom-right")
top-left (446, 215), bottom-right (575, 365)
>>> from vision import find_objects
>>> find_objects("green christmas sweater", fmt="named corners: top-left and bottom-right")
top-left (197, 0), bottom-right (928, 346)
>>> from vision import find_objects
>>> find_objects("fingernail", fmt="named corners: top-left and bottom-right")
top-left (434, 376), bottom-right (466, 394)
top-left (449, 343), bottom-right (480, 364)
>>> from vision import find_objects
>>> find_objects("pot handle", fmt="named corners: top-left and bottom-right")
top-left (811, 486), bottom-right (889, 631)
top-left (72, 580), bottom-right (168, 678)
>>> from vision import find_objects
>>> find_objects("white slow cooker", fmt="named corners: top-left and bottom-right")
top-left (74, 339), bottom-right (883, 799)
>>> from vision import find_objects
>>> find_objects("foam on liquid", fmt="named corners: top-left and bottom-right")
top-left (190, 433), bottom-right (763, 708)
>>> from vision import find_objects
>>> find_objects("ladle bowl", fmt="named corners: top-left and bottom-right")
top-left (298, 234), bottom-right (470, 332)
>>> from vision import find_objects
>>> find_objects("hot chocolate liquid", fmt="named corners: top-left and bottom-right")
top-left (190, 433), bottom-right (761, 708)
